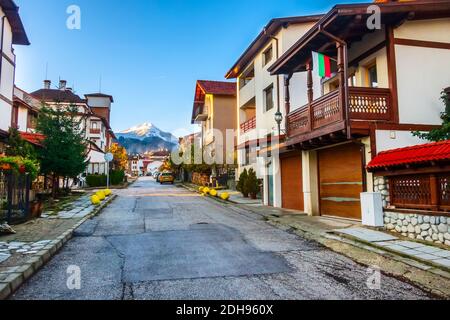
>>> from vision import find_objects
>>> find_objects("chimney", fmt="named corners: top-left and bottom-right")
top-left (59, 80), bottom-right (67, 90)
top-left (44, 80), bottom-right (51, 89)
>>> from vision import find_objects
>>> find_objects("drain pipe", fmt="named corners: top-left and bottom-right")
top-left (318, 25), bottom-right (351, 139)
top-left (264, 28), bottom-right (281, 136)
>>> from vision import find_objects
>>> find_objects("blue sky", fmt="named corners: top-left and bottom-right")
top-left (14, 0), bottom-right (365, 136)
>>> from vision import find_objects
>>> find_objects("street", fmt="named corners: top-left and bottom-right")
top-left (11, 178), bottom-right (432, 300)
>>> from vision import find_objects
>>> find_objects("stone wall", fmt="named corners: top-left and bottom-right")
top-left (374, 176), bottom-right (390, 207)
top-left (384, 211), bottom-right (450, 246)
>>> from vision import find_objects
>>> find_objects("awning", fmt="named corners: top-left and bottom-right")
top-left (367, 140), bottom-right (450, 171)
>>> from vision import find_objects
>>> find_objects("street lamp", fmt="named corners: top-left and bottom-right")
top-left (274, 111), bottom-right (283, 136)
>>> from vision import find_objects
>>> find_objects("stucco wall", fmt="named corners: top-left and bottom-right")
top-left (375, 130), bottom-right (429, 153)
top-left (0, 8), bottom-right (15, 131)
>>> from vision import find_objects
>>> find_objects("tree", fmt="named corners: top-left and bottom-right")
top-left (237, 168), bottom-right (248, 197)
top-left (37, 104), bottom-right (88, 197)
top-left (413, 90), bottom-right (450, 141)
top-left (5, 127), bottom-right (37, 160)
top-left (244, 168), bottom-right (260, 199)
top-left (108, 143), bottom-right (128, 171)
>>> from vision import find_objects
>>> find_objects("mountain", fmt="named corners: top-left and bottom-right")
top-left (115, 123), bottom-right (179, 154)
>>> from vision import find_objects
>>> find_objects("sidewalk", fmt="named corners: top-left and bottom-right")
top-left (181, 183), bottom-right (450, 297)
top-left (0, 192), bottom-right (116, 299)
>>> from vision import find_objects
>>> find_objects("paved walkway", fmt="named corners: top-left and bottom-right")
top-left (41, 194), bottom-right (97, 219)
top-left (0, 191), bottom-right (115, 299)
top-left (336, 228), bottom-right (450, 268)
top-left (10, 177), bottom-right (434, 300)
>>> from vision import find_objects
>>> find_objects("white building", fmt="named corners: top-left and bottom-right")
top-left (0, 0), bottom-right (29, 152)
top-left (30, 80), bottom-right (115, 178)
top-left (225, 15), bottom-right (322, 206)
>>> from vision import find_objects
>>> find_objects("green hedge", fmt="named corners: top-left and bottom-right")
top-left (86, 170), bottom-right (125, 187)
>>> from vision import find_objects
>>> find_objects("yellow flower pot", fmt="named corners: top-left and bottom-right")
top-left (220, 192), bottom-right (230, 201)
top-left (91, 195), bottom-right (101, 205)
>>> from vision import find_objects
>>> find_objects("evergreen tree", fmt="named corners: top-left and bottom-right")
top-left (37, 104), bottom-right (88, 197)
top-left (413, 90), bottom-right (450, 141)
top-left (5, 127), bottom-right (37, 160)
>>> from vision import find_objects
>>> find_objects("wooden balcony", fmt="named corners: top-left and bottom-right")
top-left (90, 128), bottom-right (101, 135)
top-left (287, 87), bottom-right (392, 142)
top-left (240, 117), bottom-right (256, 133)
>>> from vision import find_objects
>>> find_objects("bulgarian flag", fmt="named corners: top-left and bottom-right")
top-left (312, 52), bottom-right (332, 78)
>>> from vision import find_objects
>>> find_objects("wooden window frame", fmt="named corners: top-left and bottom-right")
top-left (262, 45), bottom-right (273, 67)
top-left (264, 84), bottom-right (274, 112)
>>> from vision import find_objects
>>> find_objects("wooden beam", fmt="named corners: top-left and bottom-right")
top-left (386, 26), bottom-right (400, 123)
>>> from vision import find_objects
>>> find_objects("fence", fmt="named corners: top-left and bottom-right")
top-left (389, 173), bottom-right (450, 212)
top-left (0, 171), bottom-right (32, 224)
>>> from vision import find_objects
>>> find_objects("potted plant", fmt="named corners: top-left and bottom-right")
top-left (237, 168), bottom-right (249, 198)
top-left (245, 169), bottom-right (259, 200)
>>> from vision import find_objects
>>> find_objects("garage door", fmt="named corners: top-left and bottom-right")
top-left (281, 154), bottom-right (303, 211)
top-left (318, 143), bottom-right (363, 220)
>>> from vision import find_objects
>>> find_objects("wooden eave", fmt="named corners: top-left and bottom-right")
top-left (269, 1), bottom-right (450, 75)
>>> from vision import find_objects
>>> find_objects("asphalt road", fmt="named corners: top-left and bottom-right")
top-left (12, 177), bottom-right (432, 300)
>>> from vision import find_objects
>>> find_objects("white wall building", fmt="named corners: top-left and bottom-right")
top-left (226, 15), bottom-right (322, 207)
top-left (0, 0), bottom-right (29, 151)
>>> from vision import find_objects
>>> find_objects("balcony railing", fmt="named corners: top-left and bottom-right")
top-left (287, 87), bottom-right (392, 138)
top-left (240, 117), bottom-right (256, 133)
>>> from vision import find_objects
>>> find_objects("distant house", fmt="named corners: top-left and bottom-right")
top-left (31, 80), bottom-right (116, 178)
top-left (0, 0), bottom-right (29, 154)
top-left (191, 80), bottom-right (237, 185)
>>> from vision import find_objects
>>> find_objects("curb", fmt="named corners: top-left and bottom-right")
top-left (0, 194), bottom-right (117, 300)
top-left (267, 218), bottom-right (450, 299)
top-left (331, 230), bottom-right (450, 274)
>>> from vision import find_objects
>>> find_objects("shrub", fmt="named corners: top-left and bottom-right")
top-left (237, 169), bottom-right (249, 197)
top-left (209, 189), bottom-right (218, 197)
top-left (110, 170), bottom-right (125, 185)
top-left (86, 170), bottom-right (125, 187)
top-left (104, 189), bottom-right (112, 196)
top-left (203, 187), bottom-right (210, 194)
top-left (245, 168), bottom-right (259, 197)
top-left (86, 174), bottom-right (107, 187)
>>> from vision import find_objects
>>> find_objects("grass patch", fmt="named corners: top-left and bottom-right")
top-left (42, 192), bottom-right (85, 215)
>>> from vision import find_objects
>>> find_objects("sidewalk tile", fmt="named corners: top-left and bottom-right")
top-left (414, 253), bottom-right (442, 261)
top-left (433, 258), bottom-right (450, 268)
top-left (415, 246), bottom-right (442, 254)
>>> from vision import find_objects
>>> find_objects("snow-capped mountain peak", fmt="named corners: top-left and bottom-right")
top-left (116, 122), bottom-right (178, 144)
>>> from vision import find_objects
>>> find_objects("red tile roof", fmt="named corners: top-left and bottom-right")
top-left (197, 80), bottom-right (236, 96)
top-left (20, 132), bottom-right (45, 147)
top-left (367, 140), bottom-right (450, 171)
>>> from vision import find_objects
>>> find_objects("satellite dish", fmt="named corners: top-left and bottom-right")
top-left (105, 152), bottom-right (114, 162)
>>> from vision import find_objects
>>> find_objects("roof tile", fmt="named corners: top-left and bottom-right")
top-left (367, 140), bottom-right (450, 170)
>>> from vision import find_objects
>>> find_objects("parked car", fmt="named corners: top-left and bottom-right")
top-left (159, 172), bottom-right (174, 184)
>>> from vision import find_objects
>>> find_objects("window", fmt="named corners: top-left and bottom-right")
top-left (91, 122), bottom-right (98, 129)
top-left (348, 73), bottom-right (356, 87)
top-left (366, 63), bottom-right (378, 88)
top-left (239, 64), bottom-right (255, 89)
top-left (264, 84), bottom-right (274, 112)
top-left (263, 45), bottom-right (273, 67)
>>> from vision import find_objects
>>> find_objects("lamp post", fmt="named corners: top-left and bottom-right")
top-left (274, 111), bottom-right (283, 137)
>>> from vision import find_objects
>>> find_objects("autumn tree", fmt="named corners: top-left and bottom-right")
top-left (108, 143), bottom-right (128, 171)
